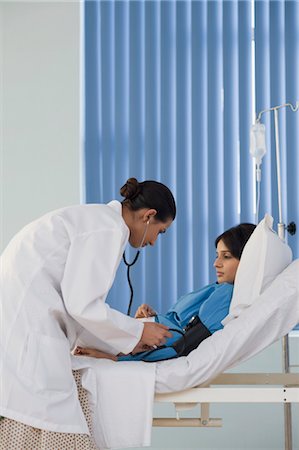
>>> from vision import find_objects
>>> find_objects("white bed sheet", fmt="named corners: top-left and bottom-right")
top-left (155, 259), bottom-right (299, 393)
top-left (72, 357), bottom-right (156, 450)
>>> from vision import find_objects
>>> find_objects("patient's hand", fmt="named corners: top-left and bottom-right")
top-left (74, 346), bottom-right (118, 361)
top-left (131, 342), bottom-right (153, 354)
top-left (135, 303), bottom-right (157, 318)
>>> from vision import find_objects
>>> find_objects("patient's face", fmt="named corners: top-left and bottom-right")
top-left (214, 239), bottom-right (239, 284)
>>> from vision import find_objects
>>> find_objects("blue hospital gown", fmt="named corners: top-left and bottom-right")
top-left (119, 282), bottom-right (233, 361)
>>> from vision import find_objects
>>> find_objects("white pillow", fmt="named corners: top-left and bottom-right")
top-left (222, 213), bottom-right (292, 325)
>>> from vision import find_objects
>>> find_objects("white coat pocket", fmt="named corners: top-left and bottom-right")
top-left (21, 332), bottom-right (73, 394)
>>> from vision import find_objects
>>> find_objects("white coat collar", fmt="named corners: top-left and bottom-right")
top-left (107, 200), bottom-right (129, 233)
top-left (107, 200), bottom-right (122, 215)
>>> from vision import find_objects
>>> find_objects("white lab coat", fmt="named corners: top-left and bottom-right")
top-left (0, 200), bottom-right (144, 433)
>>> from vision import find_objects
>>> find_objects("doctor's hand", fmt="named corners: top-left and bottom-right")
top-left (135, 303), bottom-right (157, 318)
top-left (139, 322), bottom-right (172, 348)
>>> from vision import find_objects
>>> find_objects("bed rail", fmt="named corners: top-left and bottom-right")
top-left (153, 372), bottom-right (299, 428)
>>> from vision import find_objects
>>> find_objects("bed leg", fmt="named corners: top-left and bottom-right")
top-left (282, 335), bottom-right (292, 450)
top-left (284, 403), bottom-right (292, 450)
top-left (200, 403), bottom-right (210, 426)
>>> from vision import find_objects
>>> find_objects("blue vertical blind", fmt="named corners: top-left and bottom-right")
top-left (84, 0), bottom-right (298, 314)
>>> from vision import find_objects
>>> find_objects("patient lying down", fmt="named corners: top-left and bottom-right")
top-left (74, 223), bottom-right (255, 362)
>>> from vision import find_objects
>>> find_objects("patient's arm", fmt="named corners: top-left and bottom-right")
top-left (135, 303), bottom-right (157, 318)
top-left (74, 342), bottom-right (153, 360)
top-left (74, 346), bottom-right (118, 361)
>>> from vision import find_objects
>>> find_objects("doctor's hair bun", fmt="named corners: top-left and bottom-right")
top-left (120, 178), bottom-right (141, 200)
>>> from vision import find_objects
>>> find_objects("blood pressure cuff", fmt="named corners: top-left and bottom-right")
top-left (172, 316), bottom-right (212, 357)
top-left (118, 316), bottom-right (212, 362)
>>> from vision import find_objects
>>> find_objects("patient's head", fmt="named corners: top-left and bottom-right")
top-left (214, 223), bottom-right (256, 284)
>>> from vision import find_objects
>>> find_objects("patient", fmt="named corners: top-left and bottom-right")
top-left (75, 223), bottom-right (255, 362)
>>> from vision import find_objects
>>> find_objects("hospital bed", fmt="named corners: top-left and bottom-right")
top-left (74, 258), bottom-right (299, 450)
top-left (153, 258), bottom-right (299, 450)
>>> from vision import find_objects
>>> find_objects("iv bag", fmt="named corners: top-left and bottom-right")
top-left (250, 122), bottom-right (267, 165)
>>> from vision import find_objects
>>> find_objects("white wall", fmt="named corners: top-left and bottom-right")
top-left (0, 0), bottom-right (81, 251)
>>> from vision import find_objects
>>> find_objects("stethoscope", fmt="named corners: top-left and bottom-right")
top-left (123, 220), bottom-right (191, 361)
top-left (123, 219), bottom-right (150, 316)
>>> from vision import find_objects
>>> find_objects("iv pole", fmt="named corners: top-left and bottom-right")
top-left (256, 101), bottom-right (298, 240)
top-left (255, 101), bottom-right (298, 450)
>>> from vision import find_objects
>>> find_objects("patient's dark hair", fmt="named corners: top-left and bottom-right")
top-left (215, 223), bottom-right (256, 260)
top-left (120, 177), bottom-right (176, 222)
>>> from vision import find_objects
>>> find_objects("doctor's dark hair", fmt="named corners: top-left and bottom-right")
top-left (215, 223), bottom-right (256, 260)
top-left (120, 178), bottom-right (176, 222)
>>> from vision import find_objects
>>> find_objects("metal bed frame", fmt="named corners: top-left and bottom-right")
top-left (154, 359), bottom-right (299, 449)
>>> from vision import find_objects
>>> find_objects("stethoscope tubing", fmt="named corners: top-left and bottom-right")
top-left (123, 221), bottom-right (150, 315)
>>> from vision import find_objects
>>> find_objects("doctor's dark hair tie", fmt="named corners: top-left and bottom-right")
top-left (120, 177), bottom-right (176, 222)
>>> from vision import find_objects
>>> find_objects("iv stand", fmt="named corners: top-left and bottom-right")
top-left (256, 101), bottom-right (299, 241)
top-left (256, 101), bottom-right (299, 450)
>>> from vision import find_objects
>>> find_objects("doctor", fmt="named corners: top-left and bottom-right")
top-left (0, 177), bottom-right (175, 446)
